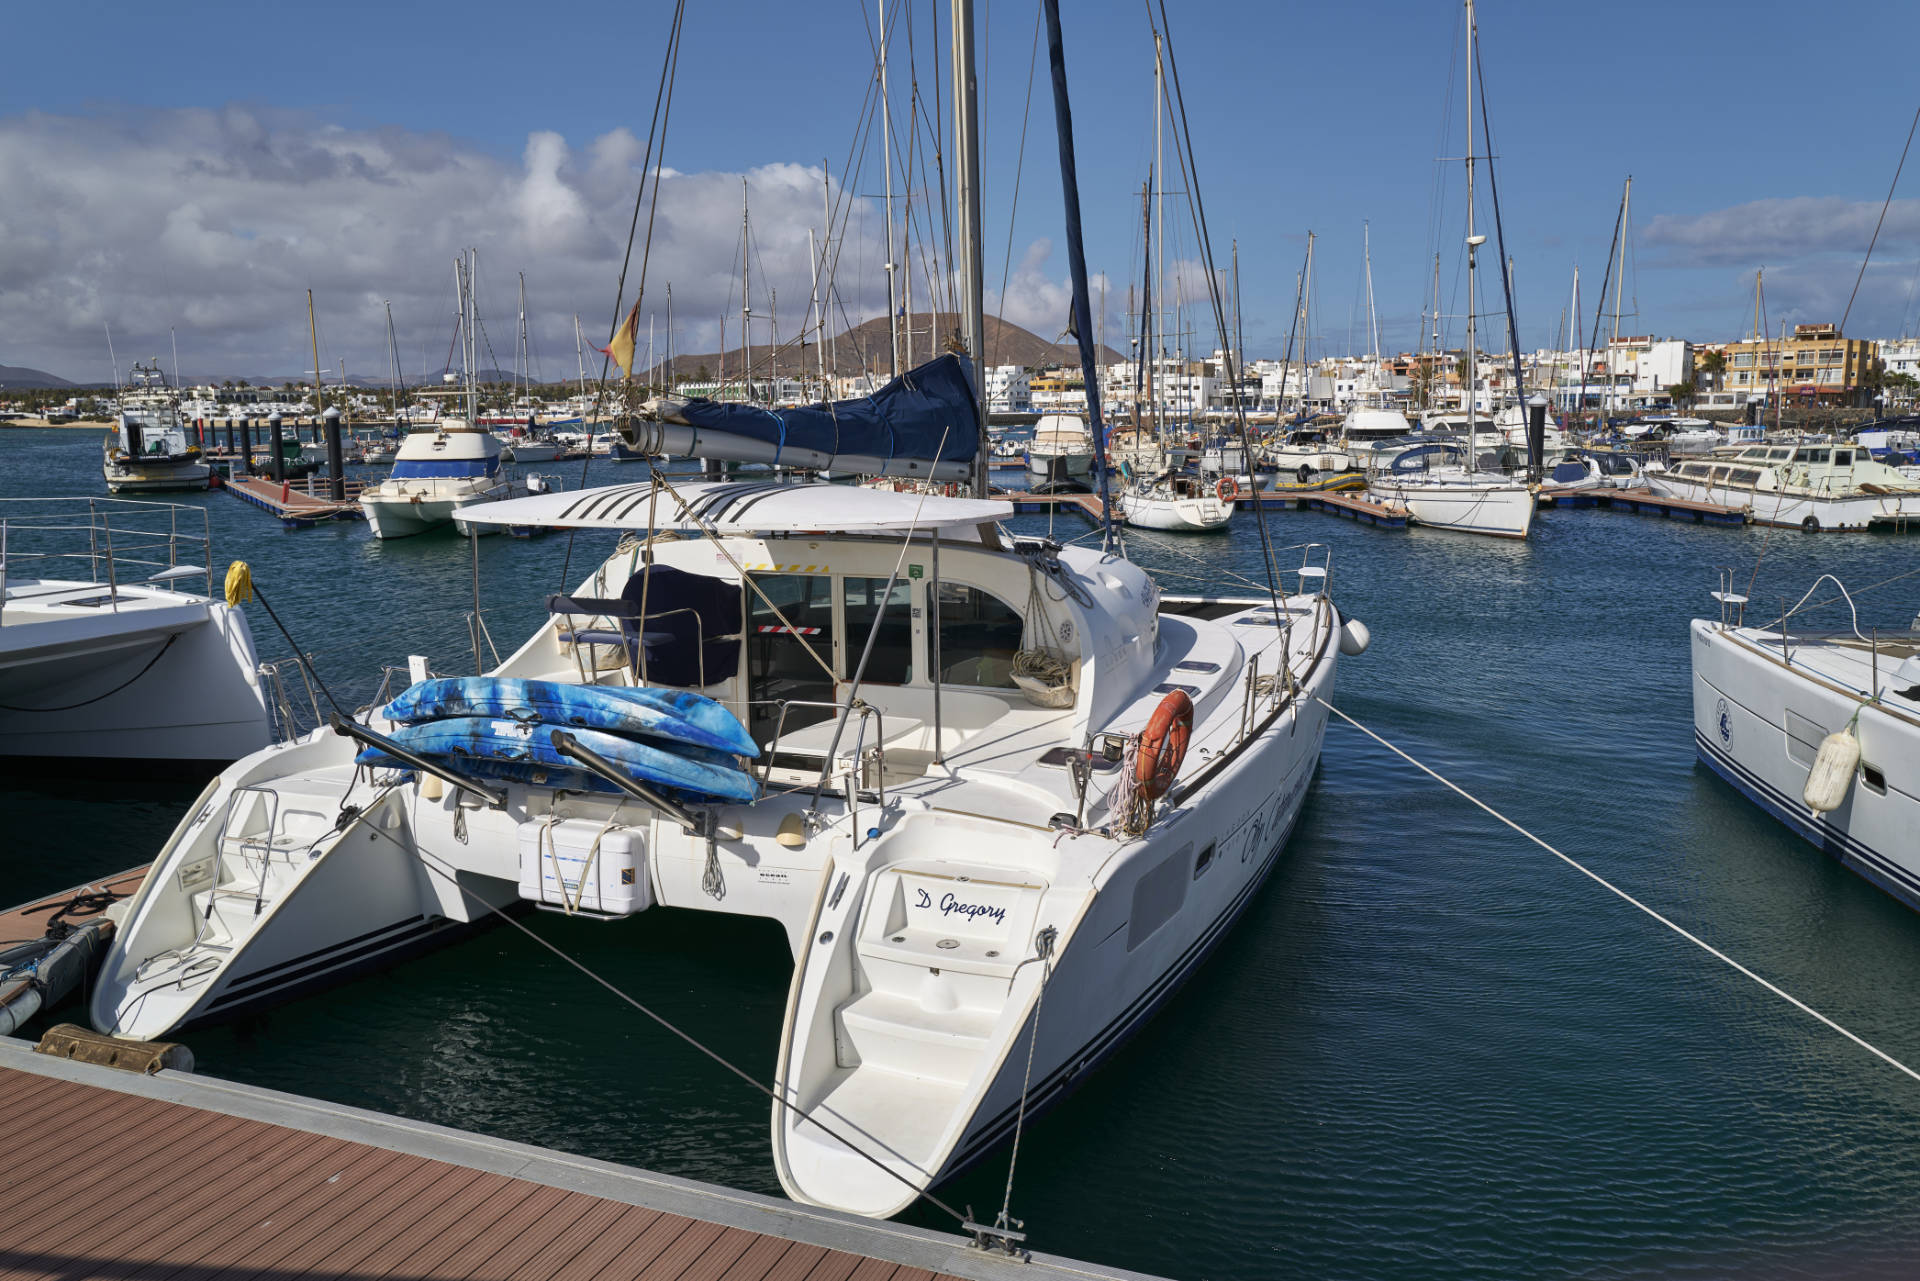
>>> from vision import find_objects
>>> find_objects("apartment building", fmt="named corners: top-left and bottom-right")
top-left (1719, 323), bottom-right (1879, 407)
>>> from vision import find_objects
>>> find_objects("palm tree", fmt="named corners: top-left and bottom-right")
top-left (1697, 349), bottom-right (1726, 392)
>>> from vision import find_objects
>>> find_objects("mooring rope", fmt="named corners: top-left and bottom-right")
top-left (1313, 694), bottom-right (1920, 1087)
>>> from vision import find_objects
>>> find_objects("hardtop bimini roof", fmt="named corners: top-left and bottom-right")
top-left (456, 478), bottom-right (1014, 534)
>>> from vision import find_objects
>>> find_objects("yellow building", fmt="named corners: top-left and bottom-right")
top-left (1719, 323), bottom-right (1879, 407)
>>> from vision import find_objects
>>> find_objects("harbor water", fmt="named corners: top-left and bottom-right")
top-left (8, 427), bottom-right (1920, 1279)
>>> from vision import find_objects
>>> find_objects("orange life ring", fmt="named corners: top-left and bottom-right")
top-left (1216, 476), bottom-right (1239, 503)
top-left (1135, 689), bottom-right (1193, 800)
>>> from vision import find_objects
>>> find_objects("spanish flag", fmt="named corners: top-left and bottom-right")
top-left (601, 300), bottom-right (640, 379)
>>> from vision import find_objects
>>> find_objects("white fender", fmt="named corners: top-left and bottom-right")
top-left (1802, 728), bottom-right (1860, 813)
top-left (1339, 617), bottom-right (1371, 656)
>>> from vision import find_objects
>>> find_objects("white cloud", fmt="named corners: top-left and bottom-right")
top-left (0, 105), bottom-right (1106, 384)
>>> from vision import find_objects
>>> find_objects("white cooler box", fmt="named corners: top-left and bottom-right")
top-left (517, 818), bottom-right (651, 915)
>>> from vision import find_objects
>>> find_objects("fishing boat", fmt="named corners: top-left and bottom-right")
top-left (1646, 443), bottom-right (1920, 531)
top-left (0, 498), bottom-right (271, 766)
top-left (1692, 577), bottom-right (1919, 911)
top-left (101, 361), bottom-right (211, 493)
top-left (1116, 469), bottom-right (1233, 531)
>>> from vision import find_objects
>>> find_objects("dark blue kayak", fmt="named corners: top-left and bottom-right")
top-left (354, 717), bottom-right (758, 804)
top-left (380, 677), bottom-right (758, 758)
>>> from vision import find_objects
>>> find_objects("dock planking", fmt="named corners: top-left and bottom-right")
top-left (0, 1036), bottom-right (1165, 1281)
top-left (1536, 486), bottom-right (1748, 525)
top-left (223, 473), bottom-right (369, 528)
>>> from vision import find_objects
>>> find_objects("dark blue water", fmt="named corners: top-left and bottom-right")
top-left (7, 427), bottom-right (1920, 1280)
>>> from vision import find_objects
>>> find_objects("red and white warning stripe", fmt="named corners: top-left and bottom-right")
top-left (756, 624), bottom-right (823, 635)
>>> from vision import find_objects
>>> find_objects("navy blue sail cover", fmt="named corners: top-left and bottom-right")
top-left (668, 354), bottom-right (978, 469)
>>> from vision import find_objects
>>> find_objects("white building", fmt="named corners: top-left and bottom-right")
top-left (983, 365), bottom-right (1032, 414)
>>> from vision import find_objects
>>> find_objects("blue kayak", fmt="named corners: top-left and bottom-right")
top-left (380, 677), bottom-right (758, 759)
top-left (355, 718), bottom-right (758, 804)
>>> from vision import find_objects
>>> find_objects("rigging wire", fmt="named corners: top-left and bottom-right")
top-left (352, 799), bottom-right (970, 1227)
top-left (1840, 103), bottom-right (1920, 336)
top-left (1147, 0), bottom-right (1283, 617)
top-left (1314, 696), bottom-right (1920, 1090)
top-left (559, 0), bottom-right (687, 592)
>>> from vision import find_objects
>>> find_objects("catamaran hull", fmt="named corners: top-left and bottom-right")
top-left (0, 599), bottom-right (269, 766)
top-left (772, 610), bottom-right (1339, 1218)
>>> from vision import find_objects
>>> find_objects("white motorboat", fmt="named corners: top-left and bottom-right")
top-left (359, 419), bottom-right (509, 538)
top-left (1025, 413), bottom-right (1095, 485)
top-left (1692, 578), bottom-right (1919, 911)
top-left (1539, 449), bottom-right (1647, 495)
top-left (102, 361), bottom-right (211, 494)
top-left (90, 476), bottom-right (1362, 1220)
top-left (361, 252), bottom-right (511, 538)
top-left (1648, 442), bottom-right (1920, 531)
top-left (1340, 407), bottom-right (1415, 468)
top-left (0, 498), bottom-right (271, 766)
top-left (1264, 428), bottom-right (1352, 483)
top-left (1116, 471), bottom-right (1232, 531)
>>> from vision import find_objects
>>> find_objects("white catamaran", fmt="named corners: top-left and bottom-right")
top-left (88, 0), bottom-right (1366, 1226)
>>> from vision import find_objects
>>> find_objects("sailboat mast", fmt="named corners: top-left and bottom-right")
top-left (879, 0), bottom-right (901, 380)
top-left (170, 327), bottom-right (180, 389)
top-left (1364, 220), bottom-right (1381, 402)
top-left (1302, 234), bottom-right (1315, 416)
top-left (517, 272), bottom-right (527, 403)
top-left (1611, 176), bottom-right (1631, 345)
top-left (1153, 33), bottom-right (1165, 438)
top-left (1571, 267), bottom-right (1584, 427)
top-left (951, 0), bottom-right (986, 495)
top-left (307, 289), bottom-right (325, 421)
top-left (1463, 0), bottom-right (1479, 462)
top-left (574, 314), bottom-right (587, 403)
top-left (386, 301), bottom-right (402, 425)
top-left (667, 285), bottom-right (676, 391)
top-left (741, 179), bottom-right (753, 405)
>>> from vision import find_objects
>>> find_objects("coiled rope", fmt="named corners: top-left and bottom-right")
top-left (1313, 694), bottom-right (1920, 1087)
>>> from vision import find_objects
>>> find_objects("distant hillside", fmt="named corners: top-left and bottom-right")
top-left (648, 312), bottom-right (1123, 382)
top-left (0, 364), bottom-right (76, 390)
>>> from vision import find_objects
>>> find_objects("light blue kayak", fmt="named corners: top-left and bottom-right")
top-left (380, 677), bottom-right (758, 758)
top-left (354, 717), bottom-right (758, 804)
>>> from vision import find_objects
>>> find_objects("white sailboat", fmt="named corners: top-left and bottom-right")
top-left (1116, 470), bottom-right (1232, 531)
top-left (1365, 0), bottom-right (1534, 541)
top-left (1693, 578), bottom-right (1919, 911)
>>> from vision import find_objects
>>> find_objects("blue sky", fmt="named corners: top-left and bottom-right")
top-left (3, 0), bottom-right (1919, 381)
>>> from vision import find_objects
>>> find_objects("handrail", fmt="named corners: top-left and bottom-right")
top-left (328, 714), bottom-right (507, 808)
top-left (549, 730), bottom-right (703, 830)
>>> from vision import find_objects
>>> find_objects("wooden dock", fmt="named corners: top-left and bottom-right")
top-left (0, 866), bottom-right (148, 942)
top-left (1536, 486), bottom-right (1748, 525)
top-left (0, 1034), bottom-right (1158, 1281)
top-left (224, 474), bottom-right (369, 528)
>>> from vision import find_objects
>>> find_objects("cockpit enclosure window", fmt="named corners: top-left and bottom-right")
top-left (1796, 447), bottom-right (1830, 464)
top-left (1834, 449), bottom-right (1854, 465)
top-left (936, 582), bottom-right (1023, 688)
top-left (746, 573), bottom-right (837, 743)
top-left (842, 576), bottom-right (912, 685)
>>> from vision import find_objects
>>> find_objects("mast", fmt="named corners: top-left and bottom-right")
top-left (879, 0), bottom-right (901, 379)
top-left (1152, 33), bottom-right (1166, 438)
top-left (307, 289), bottom-right (325, 423)
top-left (1611, 176), bottom-right (1632, 344)
top-left (741, 178), bottom-right (753, 404)
top-left (667, 285), bottom-right (676, 391)
top-left (386, 301), bottom-right (403, 426)
top-left (1302, 234), bottom-right (1315, 416)
top-left (1570, 267), bottom-right (1584, 428)
top-left (1136, 177), bottom-right (1152, 432)
top-left (951, 0), bottom-right (986, 494)
top-left (170, 327), bottom-right (181, 389)
top-left (574, 314), bottom-right (588, 405)
top-left (516, 271), bottom-right (528, 403)
top-left (808, 228), bottom-right (825, 399)
top-left (1363, 221), bottom-right (1381, 385)
top-left (1464, 0), bottom-right (1480, 464)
